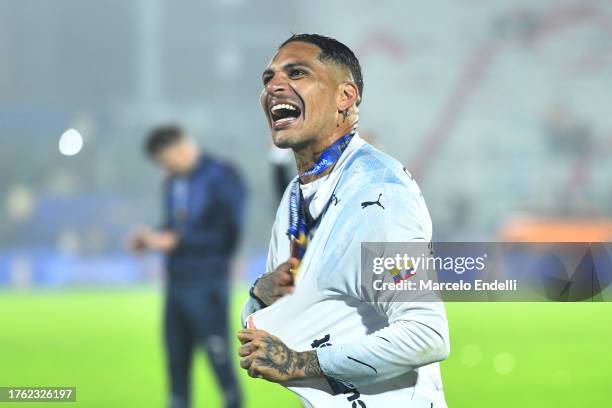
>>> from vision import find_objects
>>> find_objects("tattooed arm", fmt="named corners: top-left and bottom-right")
top-left (237, 329), bottom-right (323, 382)
top-left (252, 257), bottom-right (299, 306)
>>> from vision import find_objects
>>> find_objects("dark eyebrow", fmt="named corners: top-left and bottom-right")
top-left (262, 68), bottom-right (274, 79)
top-left (262, 60), bottom-right (314, 79)
top-left (282, 61), bottom-right (313, 71)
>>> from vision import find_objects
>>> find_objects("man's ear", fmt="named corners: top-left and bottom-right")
top-left (337, 82), bottom-right (359, 112)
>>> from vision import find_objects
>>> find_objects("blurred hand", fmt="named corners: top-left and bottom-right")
top-left (142, 230), bottom-right (178, 252)
top-left (126, 227), bottom-right (149, 253)
top-left (126, 228), bottom-right (178, 253)
top-left (253, 257), bottom-right (299, 306)
top-left (237, 328), bottom-right (321, 382)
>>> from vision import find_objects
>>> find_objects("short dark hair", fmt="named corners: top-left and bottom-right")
top-left (144, 124), bottom-right (184, 157)
top-left (280, 34), bottom-right (363, 105)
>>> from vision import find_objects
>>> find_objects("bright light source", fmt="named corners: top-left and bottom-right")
top-left (58, 128), bottom-right (83, 156)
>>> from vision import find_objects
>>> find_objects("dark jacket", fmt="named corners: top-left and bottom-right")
top-left (162, 155), bottom-right (246, 283)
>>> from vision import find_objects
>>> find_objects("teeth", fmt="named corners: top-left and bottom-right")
top-left (271, 103), bottom-right (297, 112)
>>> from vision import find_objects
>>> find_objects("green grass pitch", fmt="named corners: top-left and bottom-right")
top-left (0, 289), bottom-right (610, 407)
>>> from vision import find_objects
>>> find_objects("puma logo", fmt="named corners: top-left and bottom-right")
top-left (331, 194), bottom-right (341, 206)
top-left (361, 193), bottom-right (384, 209)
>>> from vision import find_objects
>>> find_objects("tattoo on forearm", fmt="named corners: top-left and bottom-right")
top-left (255, 274), bottom-right (276, 306)
top-left (257, 336), bottom-right (322, 379)
top-left (296, 350), bottom-right (323, 377)
top-left (258, 335), bottom-right (293, 375)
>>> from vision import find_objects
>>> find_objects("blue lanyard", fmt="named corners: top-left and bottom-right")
top-left (300, 131), bottom-right (355, 178)
top-left (287, 131), bottom-right (354, 251)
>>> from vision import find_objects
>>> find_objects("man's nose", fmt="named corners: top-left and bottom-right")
top-left (266, 73), bottom-right (288, 94)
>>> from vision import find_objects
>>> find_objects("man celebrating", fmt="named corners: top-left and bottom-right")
top-left (238, 34), bottom-right (449, 407)
top-left (129, 125), bottom-right (245, 408)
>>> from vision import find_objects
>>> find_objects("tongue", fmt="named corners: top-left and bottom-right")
top-left (273, 108), bottom-right (300, 122)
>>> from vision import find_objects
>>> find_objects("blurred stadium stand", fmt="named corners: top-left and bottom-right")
top-left (0, 0), bottom-right (610, 287)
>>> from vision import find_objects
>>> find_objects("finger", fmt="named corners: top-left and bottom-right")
top-left (275, 286), bottom-right (294, 297)
top-left (238, 328), bottom-right (269, 342)
top-left (286, 257), bottom-right (300, 280)
top-left (237, 329), bottom-right (257, 343)
top-left (276, 268), bottom-right (295, 286)
top-left (277, 258), bottom-right (298, 273)
top-left (247, 365), bottom-right (262, 378)
top-left (276, 262), bottom-right (297, 286)
top-left (238, 342), bottom-right (257, 357)
top-left (287, 257), bottom-right (300, 268)
top-left (247, 360), bottom-right (264, 378)
top-left (240, 355), bottom-right (254, 370)
top-left (236, 332), bottom-right (248, 344)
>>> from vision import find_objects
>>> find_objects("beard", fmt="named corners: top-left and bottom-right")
top-left (271, 129), bottom-right (314, 151)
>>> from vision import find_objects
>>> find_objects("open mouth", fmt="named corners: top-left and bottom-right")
top-left (269, 102), bottom-right (302, 129)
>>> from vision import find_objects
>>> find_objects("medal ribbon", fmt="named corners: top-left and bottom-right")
top-left (287, 130), bottom-right (355, 261)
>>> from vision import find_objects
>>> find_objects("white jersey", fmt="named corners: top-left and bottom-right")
top-left (242, 134), bottom-right (449, 408)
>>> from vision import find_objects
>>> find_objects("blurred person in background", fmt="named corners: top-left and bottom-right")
top-left (128, 125), bottom-right (246, 408)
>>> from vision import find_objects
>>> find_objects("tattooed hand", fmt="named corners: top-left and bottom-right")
top-left (252, 257), bottom-right (299, 306)
top-left (237, 329), bottom-right (322, 382)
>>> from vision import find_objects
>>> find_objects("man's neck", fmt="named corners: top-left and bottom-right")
top-left (179, 151), bottom-right (201, 176)
top-left (294, 124), bottom-right (356, 184)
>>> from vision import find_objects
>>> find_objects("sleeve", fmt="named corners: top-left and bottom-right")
top-left (176, 164), bottom-right (247, 253)
top-left (315, 182), bottom-right (450, 390)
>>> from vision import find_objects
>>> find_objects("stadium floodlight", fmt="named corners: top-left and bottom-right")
top-left (58, 129), bottom-right (83, 156)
